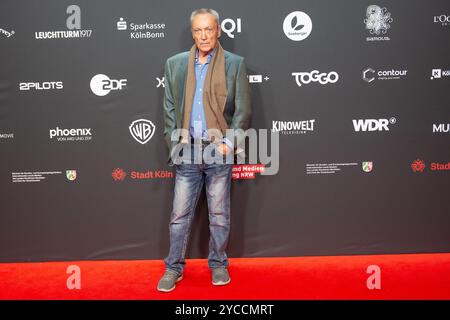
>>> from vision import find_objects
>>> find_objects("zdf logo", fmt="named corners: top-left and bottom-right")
top-left (221, 18), bottom-right (241, 38)
top-left (292, 70), bottom-right (339, 86)
top-left (90, 74), bottom-right (127, 96)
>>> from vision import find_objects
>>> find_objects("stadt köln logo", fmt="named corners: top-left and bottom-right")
top-left (129, 119), bottom-right (155, 144)
top-left (111, 168), bottom-right (173, 181)
top-left (410, 159), bottom-right (450, 172)
top-left (66, 170), bottom-right (77, 181)
top-left (411, 159), bottom-right (426, 173)
top-left (362, 162), bottom-right (373, 173)
top-left (112, 168), bottom-right (127, 181)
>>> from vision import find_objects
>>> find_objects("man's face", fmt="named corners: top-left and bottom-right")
top-left (191, 13), bottom-right (221, 55)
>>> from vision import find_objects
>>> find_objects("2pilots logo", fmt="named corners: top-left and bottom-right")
top-left (283, 11), bottom-right (312, 41)
top-left (292, 70), bottom-right (339, 86)
top-left (90, 74), bottom-right (127, 96)
top-left (19, 81), bottom-right (63, 91)
top-left (129, 119), bottom-right (155, 144)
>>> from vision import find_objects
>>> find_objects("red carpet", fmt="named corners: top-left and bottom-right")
top-left (1, 253), bottom-right (449, 300)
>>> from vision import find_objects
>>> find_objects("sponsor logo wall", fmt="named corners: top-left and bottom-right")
top-left (1, 0), bottom-right (449, 263)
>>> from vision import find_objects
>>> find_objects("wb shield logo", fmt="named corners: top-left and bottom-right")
top-left (129, 119), bottom-right (155, 144)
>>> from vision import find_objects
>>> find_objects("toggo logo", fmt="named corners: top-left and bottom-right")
top-left (353, 117), bottom-right (397, 132)
top-left (19, 81), bottom-right (63, 90)
top-left (292, 70), bottom-right (339, 86)
top-left (90, 74), bottom-right (127, 96)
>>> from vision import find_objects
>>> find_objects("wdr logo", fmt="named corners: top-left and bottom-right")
top-left (352, 118), bottom-right (397, 132)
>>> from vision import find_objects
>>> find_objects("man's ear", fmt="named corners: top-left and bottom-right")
top-left (217, 24), bottom-right (221, 38)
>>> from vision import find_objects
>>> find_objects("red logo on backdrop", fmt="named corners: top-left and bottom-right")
top-left (232, 164), bottom-right (265, 180)
top-left (411, 159), bottom-right (426, 172)
top-left (112, 168), bottom-right (127, 181)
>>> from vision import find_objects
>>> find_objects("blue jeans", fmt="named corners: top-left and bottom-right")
top-left (164, 144), bottom-right (233, 275)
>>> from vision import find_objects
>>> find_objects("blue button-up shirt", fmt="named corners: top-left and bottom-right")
top-left (189, 48), bottom-right (214, 140)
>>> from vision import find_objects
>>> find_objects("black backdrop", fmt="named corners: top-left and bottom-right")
top-left (1, 0), bottom-right (449, 262)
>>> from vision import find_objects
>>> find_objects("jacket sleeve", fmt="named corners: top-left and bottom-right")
top-left (163, 58), bottom-right (176, 152)
top-left (230, 58), bottom-right (252, 148)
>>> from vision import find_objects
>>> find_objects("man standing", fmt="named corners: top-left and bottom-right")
top-left (157, 8), bottom-right (251, 292)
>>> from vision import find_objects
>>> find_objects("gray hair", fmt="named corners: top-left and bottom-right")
top-left (190, 8), bottom-right (220, 26)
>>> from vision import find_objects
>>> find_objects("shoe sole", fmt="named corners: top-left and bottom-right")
top-left (157, 274), bottom-right (183, 292)
top-left (212, 278), bottom-right (231, 286)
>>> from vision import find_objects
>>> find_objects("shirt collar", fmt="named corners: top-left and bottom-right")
top-left (195, 47), bottom-right (216, 64)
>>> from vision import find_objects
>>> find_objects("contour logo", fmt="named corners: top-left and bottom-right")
top-left (283, 11), bottom-right (312, 41)
top-left (90, 74), bottom-right (127, 96)
top-left (363, 68), bottom-right (376, 82)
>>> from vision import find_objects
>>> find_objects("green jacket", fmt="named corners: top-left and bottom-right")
top-left (163, 49), bottom-right (252, 158)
